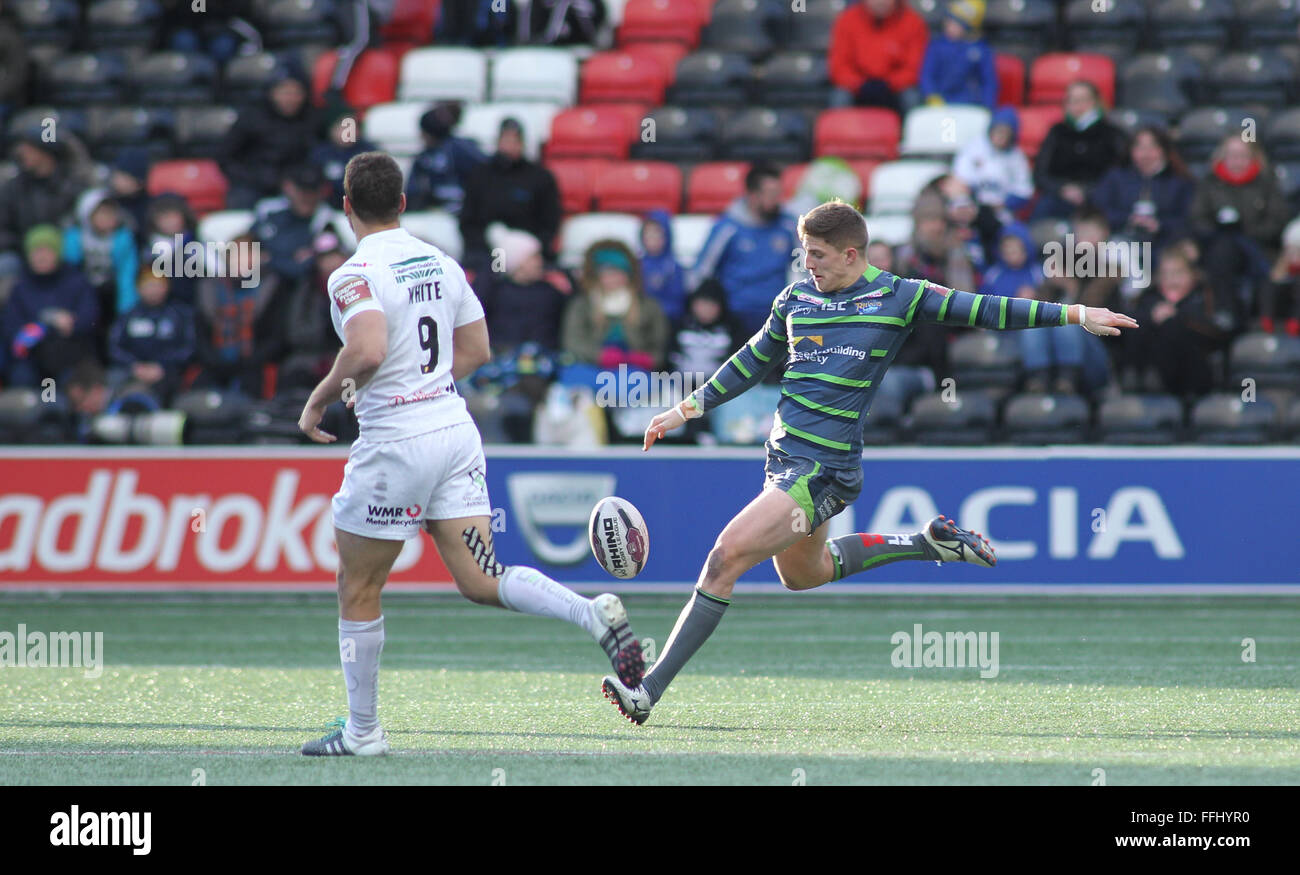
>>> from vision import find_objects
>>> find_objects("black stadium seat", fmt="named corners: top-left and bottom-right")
top-left (905, 390), bottom-right (999, 445)
top-left (699, 10), bottom-right (775, 59)
top-left (629, 105), bottom-right (718, 162)
top-left (1272, 161), bottom-right (1300, 212)
top-left (1176, 107), bottom-right (1266, 162)
top-left (85, 0), bottom-right (163, 50)
top-left (1119, 53), bottom-right (1203, 116)
top-left (257, 0), bottom-right (340, 48)
top-left (1190, 393), bottom-right (1279, 444)
top-left (948, 330), bottom-right (1021, 390)
top-left (1147, 0), bottom-right (1234, 52)
top-left (12, 0), bottom-right (79, 53)
top-left (42, 52), bottom-right (130, 105)
top-left (132, 52), bottom-right (220, 105)
top-left (5, 106), bottom-right (89, 144)
top-left (783, 4), bottom-right (841, 53)
top-left (1109, 107), bottom-right (1178, 136)
top-left (1238, 0), bottom-right (1300, 47)
top-left (1095, 394), bottom-right (1184, 444)
top-left (1288, 397), bottom-right (1300, 440)
top-left (221, 53), bottom-right (285, 107)
top-left (1227, 332), bottom-right (1300, 392)
top-left (859, 393), bottom-right (904, 445)
top-left (1265, 108), bottom-right (1300, 162)
top-left (717, 107), bottom-right (809, 164)
top-left (1001, 393), bottom-right (1092, 444)
top-left (983, 0), bottom-right (1056, 58)
top-left (755, 52), bottom-right (831, 108)
top-left (172, 105), bottom-right (240, 159)
top-left (668, 52), bottom-right (754, 107)
top-left (86, 105), bottom-right (174, 160)
top-left (1204, 52), bottom-right (1295, 109)
top-left (1064, 0), bottom-right (1145, 55)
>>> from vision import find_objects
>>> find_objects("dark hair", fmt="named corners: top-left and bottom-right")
top-left (344, 151), bottom-right (404, 224)
top-left (745, 162), bottom-right (781, 193)
top-left (1072, 207), bottom-right (1109, 231)
top-left (1132, 124), bottom-right (1187, 177)
top-left (797, 199), bottom-right (869, 253)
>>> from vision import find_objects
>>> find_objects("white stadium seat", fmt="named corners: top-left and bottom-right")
top-left (557, 212), bottom-right (643, 269)
top-left (363, 102), bottom-right (426, 158)
top-left (197, 209), bottom-right (254, 243)
top-left (868, 160), bottom-right (950, 215)
top-left (455, 102), bottom-right (562, 161)
top-left (899, 105), bottom-right (991, 157)
top-left (398, 47), bottom-right (488, 103)
top-left (492, 47), bottom-right (578, 105)
top-left (862, 214), bottom-right (915, 247)
top-left (401, 210), bottom-right (463, 260)
top-left (670, 213), bottom-right (717, 269)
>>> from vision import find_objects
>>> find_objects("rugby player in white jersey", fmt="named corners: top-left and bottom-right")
top-left (297, 152), bottom-right (644, 756)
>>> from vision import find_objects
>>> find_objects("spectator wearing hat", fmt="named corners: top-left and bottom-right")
top-left (829, 0), bottom-right (928, 114)
top-left (63, 189), bottom-right (140, 322)
top-left (919, 0), bottom-right (996, 109)
top-left (638, 210), bottom-right (688, 323)
top-left (405, 102), bottom-right (487, 214)
top-left (562, 240), bottom-right (669, 373)
top-left (253, 164), bottom-right (351, 284)
top-left (220, 65), bottom-right (321, 209)
top-left (277, 232), bottom-right (348, 394)
top-left (140, 194), bottom-right (200, 307)
top-left (0, 135), bottom-right (93, 274)
top-left (475, 224), bottom-right (570, 355)
top-left (953, 106), bottom-right (1033, 226)
top-left (107, 267), bottom-right (196, 407)
top-left (2, 225), bottom-right (100, 388)
top-left (310, 103), bottom-right (378, 209)
top-left (460, 118), bottom-right (562, 269)
top-left (107, 147), bottom-right (153, 239)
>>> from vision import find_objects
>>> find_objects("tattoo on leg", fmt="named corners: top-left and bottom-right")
top-left (462, 526), bottom-right (505, 578)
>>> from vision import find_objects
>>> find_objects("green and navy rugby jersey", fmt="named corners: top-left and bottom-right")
top-left (689, 264), bottom-right (1071, 468)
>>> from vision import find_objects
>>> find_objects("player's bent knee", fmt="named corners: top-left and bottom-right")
top-left (451, 570), bottom-right (497, 605)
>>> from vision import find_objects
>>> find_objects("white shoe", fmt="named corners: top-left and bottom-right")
top-left (602, 675), bottom-right (653, 726)
top-left (301, 721), bottom-right (390, 756)
top-left (590, 594), bottom-right (645, 689)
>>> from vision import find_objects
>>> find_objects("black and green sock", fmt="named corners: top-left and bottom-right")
top-left (826, 530), bottom-right (938, 581)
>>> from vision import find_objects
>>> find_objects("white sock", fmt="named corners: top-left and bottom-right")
top-left (339, 616), bottom-right (384, 737)
top-left (496, 566), bottom-right (595, 635)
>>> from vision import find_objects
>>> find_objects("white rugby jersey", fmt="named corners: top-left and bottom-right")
top-left (328, 227), bottom-right (484, 441)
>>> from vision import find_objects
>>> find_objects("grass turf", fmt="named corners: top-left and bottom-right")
top-left (0, 593), bottom-right (1297, 785)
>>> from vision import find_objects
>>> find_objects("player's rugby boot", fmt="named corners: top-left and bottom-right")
top-left (591, 593), bottom-right (645, 689)
top-left (301, 718), bottom-right (391, 756)
top-left (602, 675), bottom-right (653, 726)
top-left (922, 515), bottom-right (997, 568)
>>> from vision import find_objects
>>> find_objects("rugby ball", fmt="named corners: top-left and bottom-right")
top-left (589, 497), bottom-right (649, 579)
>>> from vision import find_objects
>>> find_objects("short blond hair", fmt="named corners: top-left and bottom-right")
top-left (797, 199), bottom-right (869, 253)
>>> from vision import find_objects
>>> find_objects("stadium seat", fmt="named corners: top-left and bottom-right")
top-left (1239, 0), bottom-right (1300, 47)
top-left (557, 212), bottom-right (645, 268)
top-left (363, 102), bottom-right (426, 158)
top-left (492, 48), bottom-right (579, 105)
top-left (1028, 53), bottom-right (1115, 107)
top-left (172, 106), bottom-right (239, 160)
top-left (899, 105), bottom-right (991, 158)
top-left (547, 105), bottom-right (642, 160)
top-left (1273, 160), bottom-right (1300, 211)
top-left (580, 50), bottom-right (672, 104)
top-left (1118, 53), bottom-right (1200, 117)
top-left (313, 48), bottom-right (399, 110)
top-left (1176, 107), bottom-right (1263, 163)
top-left (755, 52), bottom-right (831, 108)
top-left (1147, 0), bottom-right (1234, 51)
top-left (197, 209), bottom-right (255, 244)
top-left (686, 161), bottom-right (750, 213)
top-left (983, 0), bottom-right (1056, 57)
top-left (717, 107), bottom-right (809, 164)
top-left (867, 160), bottom-right (948, 215)
top-left (859, 393), bottom-right (904, 445)
top-left (862, 214), bottom-right (912, 246)
top-left (398, 47), bottom-right (488, 103)
top-left (43, 52), bottom-right (129, 105)
top-left (911, 0), bottom-right (946, 29)
top-left (1015, 105), bottom-right (1064, 160)
top-left (813, 108), bottom-right (901, 160)
top-left (1001, 393), bottom-right (1092, 444)
top-left (621, 41), bottom-right (690, 83)
top-left (86, 0), bottom-right (162, 50)
top-left (5, 106), bottom-right (88, 144)
top-left (670, 212), bottom-right (716, 265)
top-left (1204, 52), bottom-right (1296, 109)
top-left (699, 8), bottom-right (775, 58)
top-left (617, 0), bottom-right (707, 47)
top-left (1108, 107), bottom-right (1177, 136)
top-left (1227, 332), bottom-right (1300, 391)
top-left (667, 51), bottom-right (753, 106)
top-left (86, 106), bottom-right (173, 159)
top-left (401, 210), bottom-right (463, 260)
top-left (1095, 393), bottom-right (1185, 444)
top-left (629, 105), bottom-right (717, 162)
top-left (593, 161), bottom-right (684, 212)
top-left (148, 159), bottom-right (229, 215)
top-left (1288, 396), bottom-right (1300, 440)
top-left (995, 53), bottom-right (1025, 106)
top-left (782, 2), bottom-right (842, 53)
top-left (257, 0), bottom-right (340, 47)
top-left (131, 52), bottom-right (218, 105)
top-left (1190, 392), bottom-right (1279, 444)
top-left (547, 158), bottom-right (608, 214)
top-left (949, 330), bottom-right (1021, 390)
top-left (457, 102), bottom-right (564, 161)
top-left (905, 390), bottom-right (998, 445)
top-left (1266, 109), bottom-right (1300, 162)
top-left (1062, 0), bottom-right (1144, 55)
top-left (221, 53), bottom-right (283, 108)
top-left (380, 0), bottom-right (440, 45)
top-left (12, 0), bottom-right (78, 52)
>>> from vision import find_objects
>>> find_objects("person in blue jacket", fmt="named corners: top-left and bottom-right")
top-left (919, 0), bottom-right (997, 109)
top-left (1090, 125), bottom-right (1195, 255)
top-left (62, 189), bottom-right (139, 318)
top-left (638, 210), bottom-right (687, 322)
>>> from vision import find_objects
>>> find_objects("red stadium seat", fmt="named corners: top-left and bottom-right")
top-left (781, 163), bottom-right (807, 200)
top-left (1028, 53), bottom-right (1116, 107)
top-left (381, 0), bottom-right (439, 46)
top-left (618, 0), bottom-right (707, 47)
top-left (995, 53), bottom-right (1025, 106)
top-left (1016, 105), bottom-right (1065, 160)
top-left (311, 48), bottom-right (400, 110)
top-left (813, 108), bottom-right (901, 160)
top-left (147, 159), bottom-right (228, 215)
top-left (580, 50), bottom-right (672, 104)
top-left (546, 105), bottom-right (643, 160)
top-left (620, 41), bottom-right (688, 84)
top-left (547, 158), bottom-right (609, 214)
top-left (686, 161), bottom-right (749, 213)
top-left (593, 161), bottom-right (684, 212)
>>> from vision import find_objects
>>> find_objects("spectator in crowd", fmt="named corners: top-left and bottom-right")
top-left (253, 164), bottom-right (350, 285)
top-left (867, 240), bottom-right (896, 272)
top-left (140, 194), bottom-right (200, 307)
top-left (1031, 81), bottom-right (1129, 219)
top-left (220, 65), bottom-right (320, 209)
top-left (107, 268), bottom-right (196, 407)
top-left (310, 103), bottom-right (378, 209)
top-left (460, 118), bottom-right (562, 269)
top-left (61, 358), bottom-right (111, 443)
top-left (193, 234), bottom-right (284, 398)
top-left (638, 211), bottom-right (687, 323)
top-left (688, 163), bottom-right (799, 335)
top-left (326, 1), bottom-right (397, 98)
top-left (941, 178), bottom-right (993, 276)
top-left (1127, 245), bottom-right (1238, 397)
top-left (1260, 216), bottom-right (1300, 336)
top-left (0, 1), bottom-right (27, 134)
top-left (63, 190), bottom-right (140, 322)
top-left (981, 222), bottom-right (1041, 299)
top-left (562, 239), bottom-right (669, 373)
top-left (476, 225), bottom-right (569, 355)
top-left (528, 0), bottom-right (607, 45)
top-left (1091, 125), bottom-right (1194, 255)
top-left (436, 0), bottom-right (517, 46)
top-left (829, 0), bottom-right (928, 114)
top-left (405, 102), bottom-right (487, 214)
top-left (0, 134), bottom-right (94, 276)
top-left (276, 233), bottom-right (347, 394)
top-left (1041, 208), bottom-right (1127, 312)
top-left (669, 279), bottom-right (749, 386)
top-left (953, 105), bottom-right (1033, 225)
top-left (2, 225), bottom-right (100, 389)
top-left (160, 0), bottom-right (260, 64)
top-left (1190, 136), bottom-right (1289, 318)
top-left (919, 0), bottom-right (996, 109)
top-left (106, 148), bottom-right (153, 240)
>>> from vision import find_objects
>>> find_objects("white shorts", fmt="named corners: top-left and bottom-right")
top-left (332, 422), bottom-right (493, 541)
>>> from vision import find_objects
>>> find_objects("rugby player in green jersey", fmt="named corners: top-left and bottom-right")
top-left (602, 199), bottom-right (1139, 724)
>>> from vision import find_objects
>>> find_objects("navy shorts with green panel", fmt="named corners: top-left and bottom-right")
top-left (763, 449), bottom-right (863, 531)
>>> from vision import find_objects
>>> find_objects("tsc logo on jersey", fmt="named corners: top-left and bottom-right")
top-left (332, 275), bottom-right (373, 311)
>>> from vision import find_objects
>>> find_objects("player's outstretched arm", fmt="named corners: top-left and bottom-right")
top-left (299, 310), bottom-right (388, 443)
top-left (908, 280), bottom-right (1139, 336)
